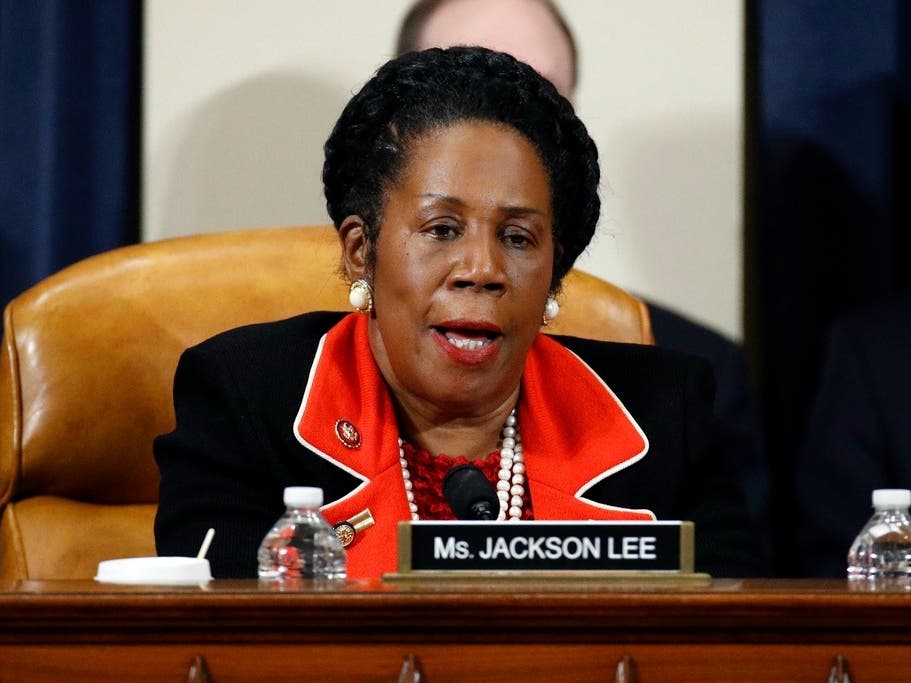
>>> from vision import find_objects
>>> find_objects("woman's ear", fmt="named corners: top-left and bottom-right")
top-left (338, 215), bottom-right (369, 280)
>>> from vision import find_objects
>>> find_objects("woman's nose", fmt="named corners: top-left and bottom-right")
top-left (449, 231), bottom-right (507, 292)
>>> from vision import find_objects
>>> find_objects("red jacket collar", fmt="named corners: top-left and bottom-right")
top-left (294, 314), bottom-right (653, 578)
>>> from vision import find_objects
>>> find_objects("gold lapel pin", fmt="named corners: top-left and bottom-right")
top-left (334, 508), bottom-right (375, 547)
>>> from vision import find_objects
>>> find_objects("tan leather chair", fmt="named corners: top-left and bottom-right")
top-left (0, 225), bottom-right (653, 580)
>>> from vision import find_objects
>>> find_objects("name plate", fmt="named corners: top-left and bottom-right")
top-left (395, 520), bottom-right (694, 574)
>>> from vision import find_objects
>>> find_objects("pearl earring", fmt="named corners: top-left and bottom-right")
top-left (348, 279), bottom-right (374, 313)
top-left (542, 296), bottom-right (560, 326)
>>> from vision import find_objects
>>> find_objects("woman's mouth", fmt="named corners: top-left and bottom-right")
top-left (432, 323), bottom-right (502, 364)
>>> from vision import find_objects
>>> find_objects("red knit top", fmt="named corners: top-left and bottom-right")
top-left (400, 443), bottom-right (535, 520)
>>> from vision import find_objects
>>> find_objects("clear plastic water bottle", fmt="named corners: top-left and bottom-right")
top-left (846, 489), bottom-right (911, 579)
top-left (257, 487), bottom-right (347, 582)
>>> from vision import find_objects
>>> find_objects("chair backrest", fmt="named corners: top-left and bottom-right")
top-left (0, 225), bottom-right (653, 579)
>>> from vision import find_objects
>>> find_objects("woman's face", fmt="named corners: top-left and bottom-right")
top-left (361, 121), bottom-right (555, 418)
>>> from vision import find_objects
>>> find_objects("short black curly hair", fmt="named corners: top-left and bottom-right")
top-left (322, 46), bottom-right (600, 291)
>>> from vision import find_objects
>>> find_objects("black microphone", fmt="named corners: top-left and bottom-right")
top-left (443, 464), bottom-right (500, 521)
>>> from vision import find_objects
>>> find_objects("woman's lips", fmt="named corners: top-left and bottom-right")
top-left (431, 323), bottom-right (502, 365)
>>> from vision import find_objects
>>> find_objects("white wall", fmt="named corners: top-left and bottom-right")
top-left (143, 0), bottom-right (743, 339)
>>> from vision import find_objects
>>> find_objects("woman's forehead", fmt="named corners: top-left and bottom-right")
top-left (391, 121), bottom-right (552, 212)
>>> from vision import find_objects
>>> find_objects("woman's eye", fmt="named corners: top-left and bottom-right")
top-left (427, 223), bottom-right (459, 239)
top-left (502, 229), bottom-right (533, 248)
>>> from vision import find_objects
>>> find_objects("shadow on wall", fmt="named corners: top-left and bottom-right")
top-left (147, 71), bottom-right (347, 240)
top-left (611, 111), bottom-right (740, 336)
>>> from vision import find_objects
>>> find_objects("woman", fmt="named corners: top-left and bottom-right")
top-left (155, 47), bottom-right (762, 578)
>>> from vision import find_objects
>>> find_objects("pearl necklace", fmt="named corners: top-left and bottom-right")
top-left (398, 409), bottom-right (525, 522)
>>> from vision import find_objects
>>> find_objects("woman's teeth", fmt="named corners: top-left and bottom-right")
top-left (445, 333), bottom-right (490, 350)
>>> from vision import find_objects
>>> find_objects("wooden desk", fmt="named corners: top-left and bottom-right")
top-left (1, 578), bottom-right (909, 682)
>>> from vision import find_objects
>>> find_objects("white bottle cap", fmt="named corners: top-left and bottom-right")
top-left (284, 486), bottom-right (323, 507)
top-left (872, 489), bottom-right (911, 509)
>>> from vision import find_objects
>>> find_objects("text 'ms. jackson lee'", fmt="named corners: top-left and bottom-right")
top-left (399, 520), bottom-right (694, 572)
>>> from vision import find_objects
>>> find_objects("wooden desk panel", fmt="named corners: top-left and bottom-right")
top-left (1, 579), bottom-right (909, 682)
top-left (0, 644), bottom-right (909, 683)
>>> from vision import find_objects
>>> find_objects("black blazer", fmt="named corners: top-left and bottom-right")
top-left (154, 311), bottom-right (765, 578)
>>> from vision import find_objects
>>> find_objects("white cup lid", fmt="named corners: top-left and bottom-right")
top-left (95, 556), bottom-right (212, 586)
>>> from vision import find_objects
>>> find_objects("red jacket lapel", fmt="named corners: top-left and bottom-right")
top-left (293, 314), bottom-right (407, 576)
top-left (520, 335), bottom-right (654, 521)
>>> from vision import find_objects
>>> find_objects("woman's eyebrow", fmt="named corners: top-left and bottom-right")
top-left (501, 205), bottom-right (546, 217)
top-left (419, 192), bottom-right (464, 205)
top-left (419, 193), bottom-right (545, 216)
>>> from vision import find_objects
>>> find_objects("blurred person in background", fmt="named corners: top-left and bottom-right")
top-left (794, 292), bottom-right (911, 577)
